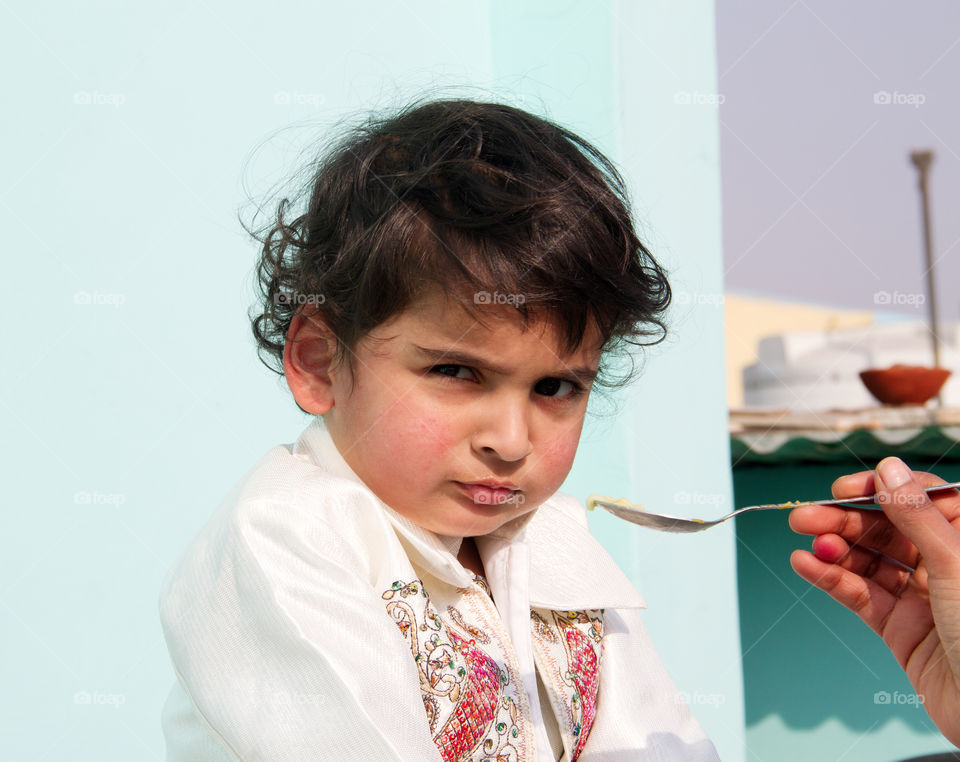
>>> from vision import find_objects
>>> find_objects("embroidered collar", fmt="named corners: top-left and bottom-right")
top-left (292, 417), bottom-right (645, 611)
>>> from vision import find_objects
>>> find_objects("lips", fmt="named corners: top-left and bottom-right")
top-left (456, 481), bottom-right (521, 506)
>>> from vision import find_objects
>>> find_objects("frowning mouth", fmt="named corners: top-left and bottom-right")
top-left (455, 481), bottom-right (522, 505)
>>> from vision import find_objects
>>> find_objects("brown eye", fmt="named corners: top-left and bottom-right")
top-left (534, 378), bottom-right (576, 398)
top-left (431, 364), bottom-right (475, 380)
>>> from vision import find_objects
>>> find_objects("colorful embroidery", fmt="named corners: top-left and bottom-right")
top-left (447, 605), bottom-right (490, 644)
top-left (382, 579), bottom-right (526, 762)
top-left (530, 609), bottom-right (604, 760)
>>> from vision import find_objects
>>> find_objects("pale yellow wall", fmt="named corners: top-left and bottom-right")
top-left (725, 295), bottom-right (874, 408)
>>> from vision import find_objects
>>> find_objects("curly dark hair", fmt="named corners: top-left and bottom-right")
top-left (246, 97), bottom-right (671, 394)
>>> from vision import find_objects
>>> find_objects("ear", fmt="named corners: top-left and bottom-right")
top-left (283, 309), bottom-right (340, 414)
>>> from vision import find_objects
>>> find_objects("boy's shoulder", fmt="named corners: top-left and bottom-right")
top-left (176, 421), bottom-right (472, 588)
top-left (164, 420), bottom-right (646, 612)
top-left (531, 490), bottom-right (591, 527)
top-left (164, 427), bottom-right (400, 589)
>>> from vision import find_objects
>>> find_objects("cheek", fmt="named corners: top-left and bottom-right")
top-left (376, 403), bottom-right (456, 472)
top-left (412, 410), bottom-right (457, 454)
top-left (535, 428), bottom-right (582, 483)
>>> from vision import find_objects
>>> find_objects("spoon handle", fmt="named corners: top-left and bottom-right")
top-left (746, 480), bottom-right (960, 512)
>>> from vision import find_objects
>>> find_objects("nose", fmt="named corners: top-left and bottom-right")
top-left (471, 393), bottom-right (533, 463)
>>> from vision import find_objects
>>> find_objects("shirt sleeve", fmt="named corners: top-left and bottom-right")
top-left (580, 608), bottom-right (721, 761)
top-left (158, 497), bottom-right (444, 762)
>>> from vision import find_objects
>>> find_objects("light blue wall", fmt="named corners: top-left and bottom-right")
top-left (1, 2), bottom-right (736, 759)
top-left (555, 3), bottom-right (744, 759)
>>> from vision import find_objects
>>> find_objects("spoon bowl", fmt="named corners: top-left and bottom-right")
top-left (587, 481), bottom-right (960, 533)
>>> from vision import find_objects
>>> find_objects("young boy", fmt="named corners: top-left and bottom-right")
top-left (159, 98), bottom-right (720, 761)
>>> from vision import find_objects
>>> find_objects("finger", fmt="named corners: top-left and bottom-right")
top-left (831, 469), bottom-right (951, 501)
top-left (810, 533), bottom-right (847, 563)
top-left (810, 534), bottom-right (918, 598)
top-left (789, 506), bottom-right (920, 569)
top-left (790, 549), bottom-right (897, 635)
top-left (874, 458), bottom-right (960, 579)
top-left (830, 471), bottom-right (874, 499)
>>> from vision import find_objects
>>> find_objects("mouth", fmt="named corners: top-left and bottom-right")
top-left (455, 481), bottom-right (523, 506)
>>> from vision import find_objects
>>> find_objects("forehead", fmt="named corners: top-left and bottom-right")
top-left (369, 289), bottom-right (603, 364)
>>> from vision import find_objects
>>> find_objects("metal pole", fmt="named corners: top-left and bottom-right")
top-left (910, 150), bottom-right (941, 370)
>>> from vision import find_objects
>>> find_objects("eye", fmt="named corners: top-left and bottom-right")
top-left (430, 364), bottom-right (476, 381)
top-left (534, 377), bottom-right (580, 398)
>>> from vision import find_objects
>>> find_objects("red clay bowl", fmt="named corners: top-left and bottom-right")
top-left (859, 364), bottom-right (951, 406)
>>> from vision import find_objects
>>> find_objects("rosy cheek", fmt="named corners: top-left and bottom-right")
top-left (379, 406), bottom-right (455, 467)
top-left (536, 433), bottom-right (580, 484)
top-left (414, 413), bottom-right (456, 453)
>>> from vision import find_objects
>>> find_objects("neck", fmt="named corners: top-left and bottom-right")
top-left (457, 536), bottom-right (486, 578)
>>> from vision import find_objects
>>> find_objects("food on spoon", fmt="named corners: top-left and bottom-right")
top-left (776, 500), bottom-right (804, 509)
top-left (586, 495), bottom-right (642, 511)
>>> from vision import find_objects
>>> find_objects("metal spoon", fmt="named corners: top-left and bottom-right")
top-left (586, 481), bottom-right (960, 534)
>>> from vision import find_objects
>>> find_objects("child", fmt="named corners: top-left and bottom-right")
top-left (159, 98), bottom-right (721, 761)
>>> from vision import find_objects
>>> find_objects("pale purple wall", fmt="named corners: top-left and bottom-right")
top-left (718, 0), bottom-right (960, 322)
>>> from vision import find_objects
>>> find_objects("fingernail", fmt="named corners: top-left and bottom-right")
top-left (878, 457), bottom-right (911, 489)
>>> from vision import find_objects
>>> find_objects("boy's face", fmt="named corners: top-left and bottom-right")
top-left (321, 290), bottom-right (601, 538)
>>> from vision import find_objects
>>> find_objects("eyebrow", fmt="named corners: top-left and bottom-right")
top-left (413, 345), bottom-right (599, 386)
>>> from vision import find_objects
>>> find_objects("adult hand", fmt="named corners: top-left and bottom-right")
top-left (789, 457), bottom-right (960, 748)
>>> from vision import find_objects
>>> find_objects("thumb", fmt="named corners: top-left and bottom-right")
top-left (875, 457), bottom-right (960, 575)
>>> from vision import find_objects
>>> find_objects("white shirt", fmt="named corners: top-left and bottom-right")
top-left (159, 418), bottom-right (720, 761)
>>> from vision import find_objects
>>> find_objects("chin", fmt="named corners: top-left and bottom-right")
top-left (443, 520), bottom-right (500, 538)
top-left (432, 514), bottom-right (506, 539)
